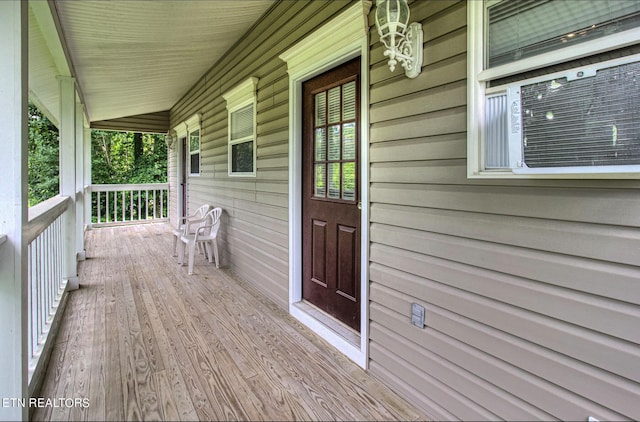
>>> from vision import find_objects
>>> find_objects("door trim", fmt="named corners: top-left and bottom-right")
top-left (281, 2), bottom-right (371, 368)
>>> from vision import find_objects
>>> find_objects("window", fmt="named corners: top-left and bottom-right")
top-left (468, 0), bottom-right (640, 178)
top-left (189, 128), bottom-right (200, 175)
top-left (313, 80), bottom-right (358, 201)
top-left (173, 113), bottom-right (202, 176)
top-left (223, 77), bottom-right (258, 176)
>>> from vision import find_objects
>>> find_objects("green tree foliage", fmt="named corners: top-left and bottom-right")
top-left (91, 130), bottom-right (167, 223)
top-left (91, 130), bottom-right (167, 184)
top-left (27, 102), bottom-right (168, 210)
top-left (28, 104), bottom-right (59, 206)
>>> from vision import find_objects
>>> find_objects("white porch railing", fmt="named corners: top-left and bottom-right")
top-left (89, 183), bottom-right (169, 227)
top-left (24, 195), bottom-right (71, 382)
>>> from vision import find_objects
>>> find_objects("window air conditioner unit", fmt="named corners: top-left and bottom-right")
top-left (507, 55), bottom-right (640, 175)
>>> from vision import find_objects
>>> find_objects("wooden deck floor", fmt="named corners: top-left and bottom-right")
top-left (32, 223), bottom-right (426, 421)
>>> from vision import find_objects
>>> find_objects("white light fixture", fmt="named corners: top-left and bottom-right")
top-left (164, 132), bottom-right (175, 150)
top-left (375, 0), bottom-right (423, 78)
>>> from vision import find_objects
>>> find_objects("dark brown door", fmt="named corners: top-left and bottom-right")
top-left (180, 136), bottom-right (188, 219)
top-left (302, 58), bottom-right (361, 331)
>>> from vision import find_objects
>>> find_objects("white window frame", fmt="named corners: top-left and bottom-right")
top-left (174, 113), bottom-right (202, 177)
top-left (188, 127), bottom-right (201, 176)
top-left (467, 0), bottom-right (640, 179)
top-left (223, 77), bottom-right (258, 177)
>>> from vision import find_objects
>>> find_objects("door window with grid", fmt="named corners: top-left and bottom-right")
top-left (313, 80), bottom-right (357, 201)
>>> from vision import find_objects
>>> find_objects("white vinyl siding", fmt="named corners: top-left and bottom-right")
top-left (369, 1), bottom-right (640, 420)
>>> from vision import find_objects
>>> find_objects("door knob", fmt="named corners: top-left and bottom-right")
top-left (357, 201), bottom-right (362, 210)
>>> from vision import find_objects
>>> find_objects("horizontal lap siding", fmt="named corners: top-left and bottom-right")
top-left (368, 1), bottom-right (640, 421)
top-left (168, 0), bottom-right (353, 309)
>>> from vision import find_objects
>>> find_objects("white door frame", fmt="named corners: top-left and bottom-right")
top-left (173, 113), bottom-right (201, 225)
top-left (280, 2), bottom-right (371, 368)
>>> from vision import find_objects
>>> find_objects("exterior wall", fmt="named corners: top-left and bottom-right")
top-left (169, 0), bottom-right (355, 309)
top-left (367, 1), bottom-right (640, 421)
top-left (168, 0), bottom-right (640, 419)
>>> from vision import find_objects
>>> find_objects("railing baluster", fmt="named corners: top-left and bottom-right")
top-left (43, 227), bottom-right (49, 337)
top-left (46, 225), bottom-right (53, 323)
top-left (97, 191), bottom-right (101, 223)
top-left (145, 190), bottom-right (149, 220)
top-left (106, 191), bottom-right (110, 223)
top-left (153, 190), bottom-right (157, 219)
top-left (36, 235), bottom-right (43, 352)
top-left (29, 241), bottom-right (36, 359)
top-left (130, 190), bottom-right (134, 221)
top-left (160, 189), bottom-right (164, 219)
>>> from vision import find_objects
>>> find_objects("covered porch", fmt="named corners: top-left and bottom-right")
top-left (31, 223), bottom-right (424, 421)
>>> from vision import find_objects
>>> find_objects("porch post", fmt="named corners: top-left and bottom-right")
top-left (59, 76), bottom-right (79, 290)
top-left (84, 125), bottom-right (92, 231)
top-left (0, 1), bottom-right (29, 419)
top-left (75, 102), bottom-right (86, 261)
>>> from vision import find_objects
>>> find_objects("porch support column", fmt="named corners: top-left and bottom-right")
top-left (59, 76), bottom-right (79, 291)
top-left (0, 1), bottom-right (29, 419)
top-left (75, 101), bottom-right (86, 261)
top-left (84, 126), bottom-right (92, 231)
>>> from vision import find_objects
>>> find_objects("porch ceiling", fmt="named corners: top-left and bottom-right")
top-left (48, 0), bottom-right (275, 123)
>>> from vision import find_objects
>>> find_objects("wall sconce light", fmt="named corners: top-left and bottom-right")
top-left (164, 132), bottom-right (175, 151)
top-left (375, 0), bottom-right (423, 78)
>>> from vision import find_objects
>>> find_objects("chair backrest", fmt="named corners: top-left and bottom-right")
top-left (200, 207), bottom-right (222, 238)
top-left (194, 204), bottom-right (212, 219)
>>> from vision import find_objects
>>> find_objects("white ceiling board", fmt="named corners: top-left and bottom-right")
top-left (52, 0), bottom-right (275, 122)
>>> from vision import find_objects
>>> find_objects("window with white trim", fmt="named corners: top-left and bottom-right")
top-left (173, 113), bottom-right (201, 176)
top-left (224, 77), bottom-right (258, 176)
top-left (189, 128), bottom-right (200, 175)
top-left (468, 0), bottom-right (640, 178)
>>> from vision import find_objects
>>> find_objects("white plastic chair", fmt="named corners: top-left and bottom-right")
top-left (172, 204), bottom-right (211, 256)
top-left (177, 207), bottom-right (222, 275)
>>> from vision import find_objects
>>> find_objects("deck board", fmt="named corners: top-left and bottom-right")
top-left (31, 223), bottom-right (427, 421)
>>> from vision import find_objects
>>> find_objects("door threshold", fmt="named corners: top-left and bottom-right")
top-left (293, 301), bottom-right (360, 347)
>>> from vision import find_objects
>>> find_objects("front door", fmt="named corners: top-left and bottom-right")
top-left (302, 58), bottom-right (361, 331)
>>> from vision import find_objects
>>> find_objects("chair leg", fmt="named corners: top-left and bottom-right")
top-left (172, 234), bottom-right (177, 257)
top-left (177, 240), bottom-right (182, 265)
top-left (188, 241), bottom-right (196, 275)
top-left (205, 242), bottom-right (213, 264)
top-left (212, 239), bottom-right (219, 268)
